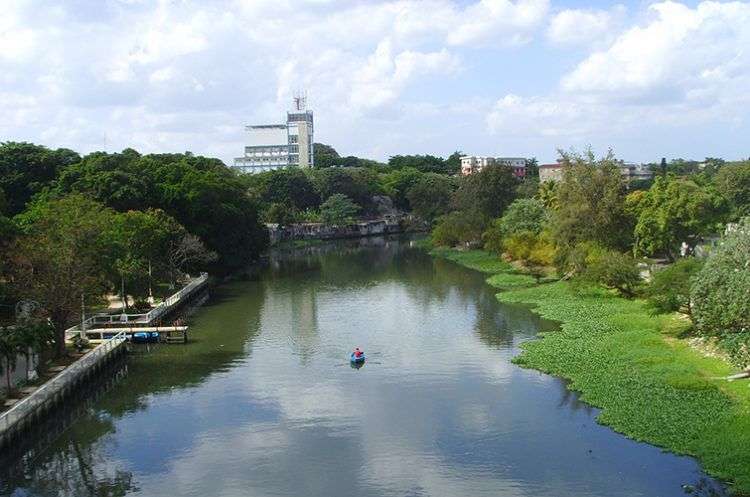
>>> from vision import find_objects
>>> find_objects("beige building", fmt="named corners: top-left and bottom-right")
top-left (539, 162), bottom-right (564, 183)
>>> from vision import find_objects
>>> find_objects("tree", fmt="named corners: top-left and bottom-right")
top-left (381, 167), bottom-right (422, 211)
top-left (406, 173), bottom-right (454, 222)
top-left (497, 198), bottom-right (547, 236)
top-left (252, 168), bottom-right (320, 211)
top-left (580, 250), bottom-right (641, 298)
top-left (0, 142), bottom-right (80, 216)
top-left (632, 176), bottom-right (726, 259)
top-left (0, 326), bottom-right (22, 394)
top-left (691, 218), bottom-right (750, 339)
top-left (715, 161), bottom-right (750, 221)
top-left (482, 198), bottom-right (548, 255)
top-left (552, 150), bottom-right (631, 272)
top-left (431, 210), bottom-right (485, 247)
top-left (11, 195), bottom-right (117, 357)
top-left (644, 258), bottom-right (703, 315)
top-left (388, 154), bottom-right (457, 175)
top-left (453, 165), bottom-right (518, 223)
top-left (56, 150), bottom-right (269, 273)
top-left (537, 180), bottom-right (558, 210)
top-left (320, 194), bottom-right (360, 226)
top-left (167, 234), bottom-right (217, 285)
top-left (313, 143), bottom-right (341, 168)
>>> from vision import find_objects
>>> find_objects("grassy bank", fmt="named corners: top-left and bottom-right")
top-left (430, 247), bottom-right (750, 494)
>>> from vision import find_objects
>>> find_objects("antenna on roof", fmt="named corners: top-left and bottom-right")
top-left (293, 90), bottom-right (307, 111)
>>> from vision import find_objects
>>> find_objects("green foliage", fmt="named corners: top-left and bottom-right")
top-left (309, 167), bottom-right (380, 212)
top-left (263, 202), bottom-right (297, 226)
top-left (55, 150), bottom-right (268, 272)
top-left (633, 175), bottom-right (727, 259)
top-left (250, 168), bottom-right (320, 212)
top-left (551, 150), bottom-right (632, 272)
top-left (312, 143), bottom-right (341, 168)
top-left (497, 198), bottom-right (547, 237)
top-left (406, 173), bottom-right (454, 222)
top-left (536, 179), bottom-right (558, 210)
top-left (431, 246), bottom-right (750, 493)
top-left (11, 195), bottom-right (118, 356)
top-left (644, 258), bottom-right (704, 315)
top-left (579, 250), bottom-right (641, 298)
top-left (715, 161), bottom-right (750, 221)
top-left (320, 194), bottom-right (360, 226)
top-left (381, 167), bottom-right (422, 210)
top-left (516, 177), bottom-right (539, 198)
top-left (388, 154), bottom-right (458, 175)
top-left (431, 211), bottom-right (485, 247)
top-left (0, 142), bottom-right (80, 216)
top-left (691, 218), bottom-right (750, 340)
top-left (453, 165), bottom-right (518, 223)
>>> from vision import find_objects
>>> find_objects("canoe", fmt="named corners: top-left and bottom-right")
top-left (350, 353), bottom-right (366, 363)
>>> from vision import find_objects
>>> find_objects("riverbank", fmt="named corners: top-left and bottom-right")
top-left (429, 246), bottom-right (750, 495)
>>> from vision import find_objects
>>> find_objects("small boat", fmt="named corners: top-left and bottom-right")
top-left (350, 352), bottom-right (366, 363)
top-left (131, 332), bottom-right (160, 344)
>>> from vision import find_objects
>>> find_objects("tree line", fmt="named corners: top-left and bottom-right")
top-left (429, 149), bottom-right (750, 366)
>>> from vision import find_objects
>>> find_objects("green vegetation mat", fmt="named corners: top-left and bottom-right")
top-left (430, 247), bottom-right (750, 495)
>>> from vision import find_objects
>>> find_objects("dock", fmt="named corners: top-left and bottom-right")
top-left (65, 272), bottom-right (208, 345)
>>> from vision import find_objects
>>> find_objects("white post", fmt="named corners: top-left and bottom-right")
top-left (80, 293), bottom-right (86, 340)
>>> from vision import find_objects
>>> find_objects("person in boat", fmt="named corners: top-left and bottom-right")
top-left (353, 347), bottom-right (363, 358)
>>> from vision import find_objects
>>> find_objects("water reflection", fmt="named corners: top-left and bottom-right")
top-left (0, 236), bottom-right (727, 497)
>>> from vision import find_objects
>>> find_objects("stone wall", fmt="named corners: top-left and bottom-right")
top-left (266, 217), bottom-right (423, 246)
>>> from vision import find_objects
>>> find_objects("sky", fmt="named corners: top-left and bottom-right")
top-left (1, 0), bottom-right (749, 165)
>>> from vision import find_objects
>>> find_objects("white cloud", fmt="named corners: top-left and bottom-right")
top-left (447, 0), bottom-right (550, 47)
top-left (547, 5), bottom-right (625, 46)
top-left (561, 1), bottom-right (750, 103)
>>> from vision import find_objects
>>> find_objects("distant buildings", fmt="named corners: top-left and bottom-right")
top-left (539, 160), bottom-right (653, 184)
top-left (460, 156), bottom-right (527, 178)
top-left (233, 97), bottom-right (314, 174)
top-left (539, 162), bottom-right (564, 183)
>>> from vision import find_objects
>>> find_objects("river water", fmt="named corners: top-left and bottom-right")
top-left (1, 237), bottom-right (726, 497)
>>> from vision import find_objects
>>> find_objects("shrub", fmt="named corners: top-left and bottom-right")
top-left (691, 217), bottom-right (750, 338)
top-left (643, 258), bottom-right (703, 315)
top-left (320, 194), bottom-right (360, 226)
top-left (580, 250), bottom-right (641, 298)
top-left (431, 211), bottom-right (485, 247)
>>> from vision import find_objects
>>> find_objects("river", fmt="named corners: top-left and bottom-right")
top-left (0, 236), bottom-right (726, 497)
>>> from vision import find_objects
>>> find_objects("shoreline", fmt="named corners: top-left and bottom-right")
top-left (428, 246), bottom-right (750, 495)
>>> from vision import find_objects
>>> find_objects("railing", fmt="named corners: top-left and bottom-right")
top-left (65, 273), bottom-right (208, 339)
top-left (0, 330), bottom-right (127, 439)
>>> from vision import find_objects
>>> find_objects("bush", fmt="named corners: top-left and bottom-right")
top-left (643, 258), bottom-right (703, 315)
top-left (320, 194), bottom-right (360, 226)
top-left (691, 217), bottom-right (750, 338)
top-left (431, 211), bottom-right (485, 247)
top-left (580, 250), bottom-right (641, 297)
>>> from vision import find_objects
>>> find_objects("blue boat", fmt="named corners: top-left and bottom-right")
top-left (350, 352), bottom-right (365, 363)
top-left (131, 331), bottom-right (160, 344)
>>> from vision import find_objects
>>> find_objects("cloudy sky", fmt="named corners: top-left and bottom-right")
top-left (1, 0), bottom-right (749, 164)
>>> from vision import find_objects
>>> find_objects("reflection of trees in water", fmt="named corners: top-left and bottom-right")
top-left (555, 379), bottom-right (595, 416)
top-left (14, 438), bottom-right (137, 497)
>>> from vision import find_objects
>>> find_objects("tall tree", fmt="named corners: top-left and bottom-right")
top-left (453, 165), bottom-right (518, 223)
top-left (715, 161), bottom-right (750, 221)
top-left (11, 195), bottom-right (117, 357)
top-left (633, 176), bottom-right (727, 259)
top-left (552, 150), bottom-right (631, 261)
top-left (406, 173), bottom-right (454, 223)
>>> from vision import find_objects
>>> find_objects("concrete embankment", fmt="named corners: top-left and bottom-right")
top-left (266, 217), bottom-right (426, 246)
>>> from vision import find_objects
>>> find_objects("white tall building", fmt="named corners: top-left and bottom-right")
top-left (233, 97), bottom-right (314, 174)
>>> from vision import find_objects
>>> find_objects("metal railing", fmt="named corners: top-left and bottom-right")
top-left (65, 273), bottom-right (208, 339)
top-left (0, 330), bottom-right (127, 439)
